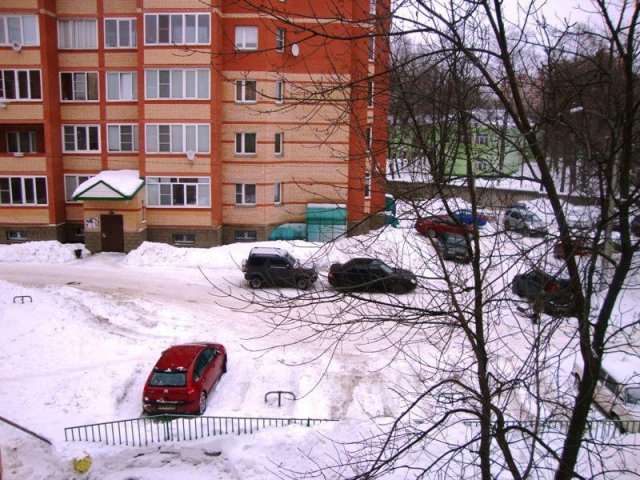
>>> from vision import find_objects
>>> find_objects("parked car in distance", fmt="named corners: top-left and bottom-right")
top-left (511, 269), bottom-right (575, 316)
top-left (143, 343), bottom-right (227, 415)
top-left (435, 233), bottom-right (472, 263)
top-left (572, 353), bottom-right (640, 432)
top-left (415, 216), bottom-right (474, 237)
top-left (553, 236), bottom-right (600, 259)
top-left (452, 208), bottom-right (489, 227)
top-left (242, 247), bottom-right (317, 289)
top-left (504, 208), bottom-right (548, 236)
top-left (328, 258), bottom-right (418, 294)
top-left (566, 211), bottom-right (593, 231)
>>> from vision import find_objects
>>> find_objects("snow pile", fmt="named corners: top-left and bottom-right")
top-left (0, 241), bottom-right (88, 263)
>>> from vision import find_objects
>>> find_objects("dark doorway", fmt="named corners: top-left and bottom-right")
top-left (101, 214), bottom-right (124, 252)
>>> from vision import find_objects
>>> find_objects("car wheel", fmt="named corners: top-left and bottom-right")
top-left (427, 229), bottom-right (437, 238)
top-left (389, 282), bottom-right (405, 295)
top-left (296, 277), bottom-right (310, 290)
top-left (249, 276), bottom-right (263, 289)
top-left (198, 391), bottom-right (207, 415)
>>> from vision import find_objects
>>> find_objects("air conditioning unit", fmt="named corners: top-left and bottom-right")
top-left (13, 152), bottom-right (24, 157)
top-left (10, 41), bottom-right (23, 52)
top-left (186, 150), bottom-right (196, 161)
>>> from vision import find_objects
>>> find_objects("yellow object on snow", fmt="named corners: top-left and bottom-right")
top-left (72, 455), bottom-right (92, 473)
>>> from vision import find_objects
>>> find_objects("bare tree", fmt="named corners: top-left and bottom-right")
top-left (211, 1), bottom-right (640, 478)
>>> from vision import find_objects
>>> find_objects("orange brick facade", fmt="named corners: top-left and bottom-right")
top-left (0, 0), bottom-right (389, 251)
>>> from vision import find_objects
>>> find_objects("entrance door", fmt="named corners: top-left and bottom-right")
top-left (100, 214), bottom-right (124, 252)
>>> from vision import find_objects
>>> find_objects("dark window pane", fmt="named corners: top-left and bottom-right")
top-left (29, 71), bottom-right (41, 99)
top-left (158, 15), bottom-right (169, 43)
top-left (11, 178), bottom-right (22, 203)
top-left (87, 73), bottom-right (98, 100)
top-left (36, 178), bottom-right (47, 204)
top-left (145, 15), bottom-right (157, 44)
top-left (4, 71), bottom-right (16, 98)
top-left (18, 71), bottom-right (29, 99)
top-left (88, 127), bottom-right (99, 150)
top-left (24, 178), bottom-right (35, 203)
top-left (105, 19), bottom-right (118, 47)
top-left (172, 183), bottom-right (184, 205)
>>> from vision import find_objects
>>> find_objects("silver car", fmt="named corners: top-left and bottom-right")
top-left (504, 208), bottom-right (548, 236)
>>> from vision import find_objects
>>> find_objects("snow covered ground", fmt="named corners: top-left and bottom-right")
top-left (0, 201), bottom-right (638, 479)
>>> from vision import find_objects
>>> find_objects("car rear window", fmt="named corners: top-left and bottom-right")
top-left (149, 371), bottom-right (187, 387)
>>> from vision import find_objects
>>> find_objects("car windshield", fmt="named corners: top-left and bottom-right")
top-left (284, 252), bottom-right (298, 267)
top-left (625, 386), bottom-right (640, 405)
top-left (149, 371), bottom-right (187, 387)
top-left (446, 235), bottom-right (466, 247)
top-left (524, 213), bottom-right (541, 223)
top-left (374, 261), bottom-right (394, 274)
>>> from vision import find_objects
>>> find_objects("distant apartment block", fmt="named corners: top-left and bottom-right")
top-left (0, 0), bottom-right (389, 251)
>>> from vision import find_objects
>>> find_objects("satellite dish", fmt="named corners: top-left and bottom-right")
top-left (291, 43), bottom-right (299, 57)
top-left (186, 150), bottom-right (196, 161)
top-left (10, 41), bottom-right (23, 52)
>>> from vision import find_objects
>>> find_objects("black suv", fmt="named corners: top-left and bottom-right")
top-left (242, 247), bottom-right (317, 290)
top-left (512, 269), bottom-right (576, 316)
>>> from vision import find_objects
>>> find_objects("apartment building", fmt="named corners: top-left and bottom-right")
top-left (0, 0), bottom-right (389, 252)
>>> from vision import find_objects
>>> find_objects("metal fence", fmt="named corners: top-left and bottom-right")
top-left (64, 415), bottom-right (337, 447)
top-left (465, 418), bottom-right (640, 439)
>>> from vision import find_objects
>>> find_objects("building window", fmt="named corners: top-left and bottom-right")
top-left (274, 132), bottom-right (284, 155)
top-left (60, 72), bottom-right (98, 102)
top-left (275, 80), bottom-right (284, 103)
top-left (0, 176), bottom-right (47, 205)
top-left (475, 157), bottom-right (490, 171)
top-left (107, 124), bottom-right (138, 152)
top-left (63, 125), bottom-right (100, 153)
top-left (235, 79), bottom-right (257, 103)
top-left (475, 133), bottom-right (489, 145)
top-left (235, 183), bottom-right (256, 205)
top-left (146, 177), bottom-right (211, 207)
top-left (366, 126), bottom-right (373, 151)
top-left (6, 131), bottom-right (36, 153)
top-left (144, 13), bottom-right (210, 45)
top-left (145, 69), bottom-right (210, 99)
top-left (57, 19), bottom-right (97, 49)
top-left (145, 124), bottom-right (210, 153)
top-left (72, 226), bottom-right (84, 237)
top-left (274, 182), bottom-right (282, 204)
top-left (106, 72), bottom-right (137, 101)
top-left (0, 70), bottom-right (41, 100)
top-left (0, 15), bottom-right (39, 46)
top-left (235, 26), bottom-right (258, 50)
top-left (365, 171), bottom-right (371, 199)
top-left (368, 35), bottom-right (375, 60)
top-left (172, 233), bottom-right (195, 246)
top-left (7, 230), bottom-right (27, 242)
top-left (235, 132), bottom-right (257, 155)
top-left (367, 81), bottom-right (374, 107)
top-left (64, 174), bottom-right (93, 202)
top-left (105, 18), bottom-right (137, 48)
top-left (234, 230), bottom-right (257, 242)
top-left (276, 28), bottom-right (285, 52)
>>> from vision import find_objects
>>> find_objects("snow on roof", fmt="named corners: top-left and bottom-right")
top-left (73, 170), bottom-right (144, 199)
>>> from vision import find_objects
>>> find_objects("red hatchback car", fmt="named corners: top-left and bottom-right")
top-left (415, 216), bottom-right (474, 237)
top-left (143, 343), bottom-right (227, 415)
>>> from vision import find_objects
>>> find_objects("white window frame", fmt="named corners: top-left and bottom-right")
top-left (62, 125), bottom-right (100, 153)
top-left (235, 26), bottom-right (258, 50)
top-left (6, 131), bottom-right (37, 153)
top-left (145, 124), bottom-right (210, 154)
top-left (0, 176), bottom-right (48, 205)
top-left (274, 132), bottom-right (284, 155)
top-left (475, 133), bottom-right (489, 145)
top-left (57, 19), bottom-right (97, 49)
top-left (0, 69), bottom-right (41, 100)
top-left (365, 171), bottom-right (371, 199)
top-left (370, 0), bottom-right (377, 15)
top-left (366, 126), bottom-right (373, 151)
top-left (274, 182), bottom-right (282, 205)
top-left (275, 80), bottom-right (284, 104)
top-left (106, 71), bottom-right (137, 101)
top-left (64, 174), bottom-right (93, 202)
top-left (235, 183), bottom-right (256, 205)
top-left (235, 132), bottom-right (257, 155)
top-left (173, 233), bottom-right (196, 246)
top-left (107, 124), bottom-right (139, 152)
top-left (144, 13), bottom-right (210, 46)
top-left (7, 230), bottom-right (27, 241)
top-left (0, 15), bottom-right (39, 46)
top-left (146, 176), bottom-right (211, 208)
top-left (234, 230), bottom-right (257, 242)
top-left (235, 79), bottom-right (257, 103)
top-left (145, 69), bottom-right (210, 100)
top-left (60, 72), bottom-right (99, 102)
top-left (276, 28), bottom-right (285, 52)
top-left (104, 18), bottom-right (137, 48)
